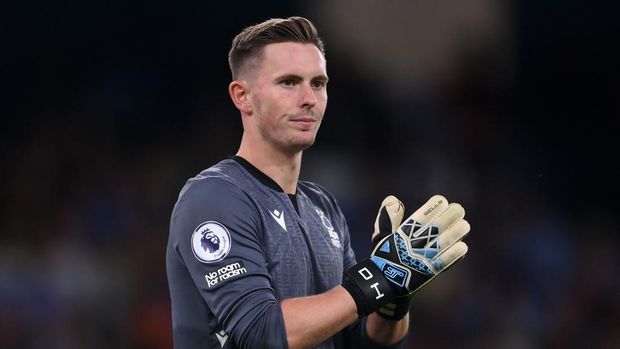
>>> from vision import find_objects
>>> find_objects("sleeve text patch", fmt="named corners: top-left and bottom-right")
top-left (205, 261), bottom-right (247, 288)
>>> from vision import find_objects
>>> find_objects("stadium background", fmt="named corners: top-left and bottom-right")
top-left (1, 1), bottom-right (618, 348)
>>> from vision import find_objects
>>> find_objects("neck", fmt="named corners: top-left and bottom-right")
top-left (237, 134), bottom-right (302, 194)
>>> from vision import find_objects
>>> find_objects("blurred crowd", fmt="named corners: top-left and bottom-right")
top-left (1, 1), bottom-right (618, 348)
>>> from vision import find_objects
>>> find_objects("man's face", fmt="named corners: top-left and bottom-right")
top-left (245, 42), bottom-right (328, 153)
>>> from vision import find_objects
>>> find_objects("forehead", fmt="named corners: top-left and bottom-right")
top-left (256, 42), bottom-right (327, 78)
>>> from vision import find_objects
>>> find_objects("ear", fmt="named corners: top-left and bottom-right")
top-left (229, 80), bottom-right (252, 114)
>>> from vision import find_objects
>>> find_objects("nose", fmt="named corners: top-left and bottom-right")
top-left (300, 83), bottom-right (318, 109)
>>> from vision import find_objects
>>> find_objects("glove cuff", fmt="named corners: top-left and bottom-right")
top-left (342, 259), bottom-right (395, 317)
top-left (377, 296), bottom-right (411, 321)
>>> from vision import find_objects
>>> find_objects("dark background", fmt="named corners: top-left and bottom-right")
top-left (1, 1), bottom-right (618, 348)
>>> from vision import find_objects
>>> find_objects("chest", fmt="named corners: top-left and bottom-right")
top-left (258, 194), bottom-right (345, 300)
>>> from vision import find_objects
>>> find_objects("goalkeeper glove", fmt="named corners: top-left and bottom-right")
top-left (342, 195), bottom-right (470, 317)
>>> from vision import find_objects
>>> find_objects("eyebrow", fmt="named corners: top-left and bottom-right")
top-left (313, 75), bottom-right (329, 83)
top-left (275, 74), bottom-right (329, 83)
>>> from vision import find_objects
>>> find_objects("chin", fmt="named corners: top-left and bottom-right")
top-left (287, 137), bottom-right (316, 152)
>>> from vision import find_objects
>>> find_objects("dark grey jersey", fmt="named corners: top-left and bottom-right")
top-left (167, 157), bottom-right (405, 349)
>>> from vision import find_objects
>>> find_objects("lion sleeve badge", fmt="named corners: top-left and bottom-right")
top-left (191, 221), bottom-right (232, 263)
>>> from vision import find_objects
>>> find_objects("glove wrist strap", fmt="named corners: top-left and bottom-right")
top-left (342, 259), bottom-right (394, 317)
top-left (377, 296), bottom-right (411, 321)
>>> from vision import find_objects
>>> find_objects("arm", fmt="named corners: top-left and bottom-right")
top-left (282, 286), bottom-right (357, 349)
top-left (366, 313), bottom-right (409, 345)
top-left (281, 287), bottom-right (408, 349)
top-left (170, 178), bottom-right (289, 348)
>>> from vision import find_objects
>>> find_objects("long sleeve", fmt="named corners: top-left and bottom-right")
top-left (167, 177), bottom-right (288, 348)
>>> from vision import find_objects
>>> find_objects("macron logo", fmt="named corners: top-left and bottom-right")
top-left (270, 209), bottom-right (287, 231)
top-left (216, 330), bottom-right (228, 347)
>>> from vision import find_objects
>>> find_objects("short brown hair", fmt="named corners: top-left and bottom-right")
top-left (228, 16), bottom-right (325, 79)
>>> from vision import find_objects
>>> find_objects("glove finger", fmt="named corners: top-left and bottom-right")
top-left (436, 219), bottom-right (470, 251)
top-left (431, 203), bottom-right (465, 233)
top-left (434, 241), bottom-right (468, 270)
top-left (397, 195), bottom-right (449, 238)
top-left (372, 195), bottom-right (404, 245)
top-left (412, 203), bottom-right (465, 249)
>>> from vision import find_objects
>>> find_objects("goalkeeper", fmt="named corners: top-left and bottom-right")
top-left (166, 16), bottom-right (471, 349)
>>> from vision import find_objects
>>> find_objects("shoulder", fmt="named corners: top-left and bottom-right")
top-left (177, 159), bottom-right (249, 204)
top-left (171, 160), bottom-right (261, 234)
top-left (183, 159), bottom-right (243, 188)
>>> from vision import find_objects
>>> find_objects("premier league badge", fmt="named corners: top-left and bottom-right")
top-left (191, 221), bottom-right (231, 263)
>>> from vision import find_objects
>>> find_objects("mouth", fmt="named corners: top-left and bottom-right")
top-left (290, 116), bottom-right (317, 128)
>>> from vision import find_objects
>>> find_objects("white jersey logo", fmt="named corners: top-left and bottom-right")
top-left (315, 208), bottom-right (342, 249)
top-left (216, 330), bottom-right (228, 347)
top-left (270, 209), bottom-right (287, 231)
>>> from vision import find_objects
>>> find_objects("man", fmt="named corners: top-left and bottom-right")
top-left (167, 16), bottom-right (470, 349)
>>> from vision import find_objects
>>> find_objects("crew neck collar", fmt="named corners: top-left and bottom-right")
top-left (232, 156), bottom-right (286, 193)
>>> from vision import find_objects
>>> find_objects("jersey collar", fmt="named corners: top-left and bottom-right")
top-left (232, 156), bottom-right (300, 213)
top-left (233, 156), bottom-right (285, 193)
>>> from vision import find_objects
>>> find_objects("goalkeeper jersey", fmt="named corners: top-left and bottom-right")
top-left (166, 157), bottom-right (405, 349)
